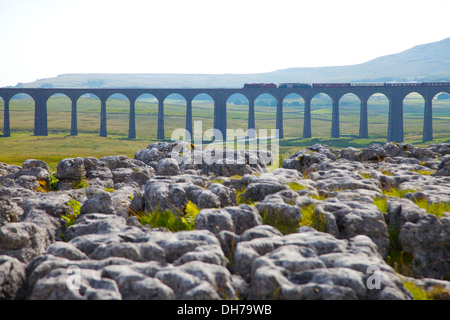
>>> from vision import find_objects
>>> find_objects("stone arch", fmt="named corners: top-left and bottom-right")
top-left (106, 93), bottom-right (130, 138)
top-left (367, 92), bottom-right (390, 140)
top-left (433, 91), bottom-right (450, 100)
top-left (402, 92), bottom-right (425, 142)
top-left (282, 93), bottom-right (305, 138)
top-left (9, 93), bottom-right (35, 134)
top-left (135, 93), bottom-right (158, 140)
top-left (310, 92), bottom-right (333, 137)
top-left (192, 93), bottom-right (214, 141)
top-left (46, 93), bottom-right (72, 135)
top-left (339, 93), bottom-right (361, 138)
top-left (255, 92), bottom-right (277, 107)
top-left (76, 93), bottom-right (101, 135)
top-left (164, 93), bottom-right (187, 140)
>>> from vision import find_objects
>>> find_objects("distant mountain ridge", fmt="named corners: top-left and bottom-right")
top-left (17, 37), bottom-right (450, 89)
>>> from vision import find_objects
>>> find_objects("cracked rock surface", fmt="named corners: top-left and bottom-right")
top-left (0, 141), bottom-right (449, 300)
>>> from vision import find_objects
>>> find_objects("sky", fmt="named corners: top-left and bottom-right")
top-left (0, 0), bottom-right (449, 87)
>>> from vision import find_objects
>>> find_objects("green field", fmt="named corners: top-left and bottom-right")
top-left (0, 93), bottom-right (449, 170)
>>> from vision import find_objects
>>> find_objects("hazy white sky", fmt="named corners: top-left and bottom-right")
top-left (0, 0), bottom-right (449, 87)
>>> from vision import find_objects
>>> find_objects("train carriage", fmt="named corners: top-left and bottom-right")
top-left (243, 83), bottom-right (277, 88)
top-left (312, 83), bottom-right (350, 88)
top-left (278, 83), bottom-right (312, 88)
top-left (422, 82), bottom-right (450, 87)
top-left (385, 82), bottom-right (422, 87)
top-left (350, 83), bottom-right (385, 87)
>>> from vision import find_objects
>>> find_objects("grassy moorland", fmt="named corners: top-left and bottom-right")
top-left (0, 93), bottom-right (449, 170)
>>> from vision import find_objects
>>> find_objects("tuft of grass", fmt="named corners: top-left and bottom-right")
top-left (183, 200), bottom-right (201, 225)
top-left (403, 281), bottom-right (432, 300)
top-left (260, 204), bottom-right (327, 235)
top-left (36, 180), bottom-right (50, 193)
top-left (62, 199), bottom-right (81, 229)
top-left (301, 167), bottom-right (317, 180)
top-left (287, 181), bottom-right (306, 191)
top-left (236, 188), bottom-right (255, 206)
top-left (298, 204), bottom-right (327, 232)
top-left (380, 169), bottom-right (393, 176)
top-left (104, 187), bottom-right (115, 193)
top-left (133, 200), bottom-right (200, 232)
top-left (359, 172), bottom-right (374, 179)
top-left (410, 169), bottom-right (435, 175)
top-left (382, 187), bottom-right (415, 198)
top-left (386, 227), bottom-right (414, 277)
top-left (228, 175), bottom-right (243, 180)
top-left (136, 209), bottom-right (190, 231)
top-left (413, 198), bottom-right (449, 218)
top-left (186, 143), bottom-right (195, 151)
top-left (374, 196), bottom-right (389, 213)
top-left (402, 281), bottom-right (450, 300)
top-left (73, 179), bottom-right (89, 190)
top-left (224, 236), bottom-right (238, 269)
top-left (278, 152), bottom-right (290, 168)
top-left (310, 193), bottom-right (327, 201)
top-left (49, 172), bottom-right (59, 191)
top-left (210, 179), bottom-right (225, 184)
top-left (260, 209), bottom-right (300, 235)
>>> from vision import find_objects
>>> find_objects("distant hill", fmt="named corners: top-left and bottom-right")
top-left (17, 37), bottom-right (450, 89)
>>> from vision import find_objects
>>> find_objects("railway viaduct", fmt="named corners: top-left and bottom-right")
top-left (0, 85), bottom-right (449, 142)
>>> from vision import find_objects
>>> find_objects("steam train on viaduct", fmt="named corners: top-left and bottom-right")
top-left (243, 82), bottom-right (450, 89)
